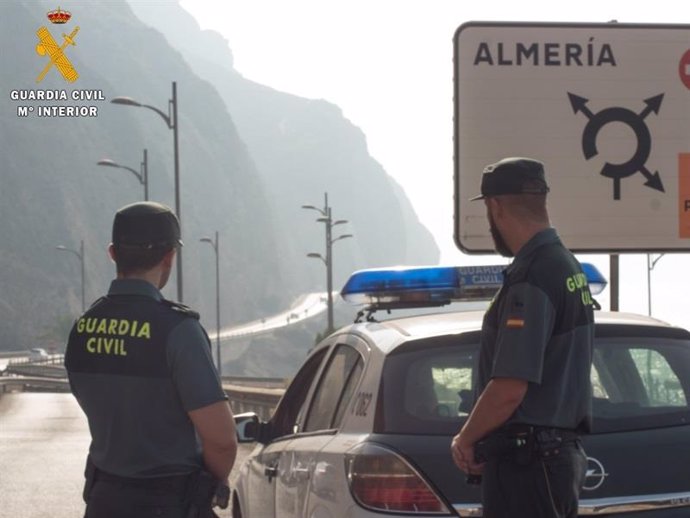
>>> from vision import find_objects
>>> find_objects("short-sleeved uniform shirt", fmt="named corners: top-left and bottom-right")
top-left (477, 228), bottom-right (595, 432)
top-left (64, 279), bottom-right (227, 478)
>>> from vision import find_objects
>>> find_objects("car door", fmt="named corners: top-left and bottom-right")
top-left (275, 340), bottom-right (366, 518)
top-left (242, 346), bottom-right (329, 518)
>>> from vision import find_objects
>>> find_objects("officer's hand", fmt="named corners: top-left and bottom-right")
top-left (451, 433), bottom-right (484, 475)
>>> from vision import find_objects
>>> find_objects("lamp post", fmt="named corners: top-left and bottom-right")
top-left (646, 253), bottom-right (666, 316)
top-left (111, 81), bottom-right (182, 301)
top-left (56, 240), bottom-right (85, 313)
top-left (200, 232), bottom-right (221, 376)
top-left (97, 148), bottom-right (149, 200)
top-left (302, 193), bottom-right (352, 333)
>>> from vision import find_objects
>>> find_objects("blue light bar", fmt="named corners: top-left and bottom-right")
top-left (340, 262), bottom-right (607, 307)
top-left (581, 263), bottom-right (607, 295)
top-left (340, 265), bottom-right (505, 306)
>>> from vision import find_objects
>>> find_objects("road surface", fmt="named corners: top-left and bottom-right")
top-left (0, 392), bottom-right (250, 518)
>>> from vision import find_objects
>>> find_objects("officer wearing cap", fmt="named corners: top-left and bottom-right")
top-left (65, 201), bottom-right (237, 518)
top-left (451, 158), bottom-right (594, 517)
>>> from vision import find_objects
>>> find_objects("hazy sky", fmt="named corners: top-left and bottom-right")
top-left (178, 0), bottom-right (689, 327)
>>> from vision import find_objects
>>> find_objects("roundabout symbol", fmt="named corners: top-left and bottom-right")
top-left (569, 92), bottom-right (665, 200)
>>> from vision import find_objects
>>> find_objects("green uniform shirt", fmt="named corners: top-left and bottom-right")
top-left (65, 279), bottom-right (227, 477)
top-left (477, 228), bottom-right (595, 432)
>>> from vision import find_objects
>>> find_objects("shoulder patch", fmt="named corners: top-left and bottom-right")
top-left (161, 299), bottom-right (200, 319)
top-left (505, 318), bottom-right (525, 329)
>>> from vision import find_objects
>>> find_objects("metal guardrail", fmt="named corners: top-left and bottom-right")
top-left (0, 376), bottom-right (71, 393)
top-left (8, 354), bottom-right (64, 366)
top-left (223, 383), bottom-right (285, 421)
top-left (1, 358), bottom-right (286, 419)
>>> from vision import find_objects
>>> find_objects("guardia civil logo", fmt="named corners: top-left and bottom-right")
top-left (35, 7), bottom-right (80, 83)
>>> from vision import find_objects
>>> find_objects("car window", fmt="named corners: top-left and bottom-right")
top-left (380, 335), bottom-right (479, 435)
top-left (332, 358), bottom-right (364, 427)
top-left (378, 329), bottom-right (690, 436)
top-left (302, 344), bottom-right (363, 432)
top-left (630, 348), bottom-right (686, 406)
top-left (404, 353), bottom-right (475, 419)
top-left (269, 347), bottom-right (328, 439)
top-left (591, 338), bottom-right (690, 432)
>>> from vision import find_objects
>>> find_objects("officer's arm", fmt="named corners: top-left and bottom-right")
top-left (188, 400), bottom-right (238, 482)
top-left (457, 377), bottom-right (528, 447)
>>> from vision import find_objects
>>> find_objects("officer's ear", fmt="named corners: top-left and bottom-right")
top-left (107, 243), bottom-right (116, 262)
top-left (161, 248), bottom-right (176, 269)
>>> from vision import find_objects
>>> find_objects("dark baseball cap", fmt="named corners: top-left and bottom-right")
top-left (112, 202), bottom-right (183, 248)
top-left (470, 157), bottom-right (550, 201)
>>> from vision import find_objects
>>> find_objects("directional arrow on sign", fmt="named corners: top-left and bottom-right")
top-left (569, 92), bottom-right (665, 200)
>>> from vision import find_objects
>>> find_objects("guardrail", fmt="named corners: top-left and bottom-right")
top-left (0, 376), bottom-right (70, 393)
top-left (223, 382), bottom-right (284, 420)
top-left (1, 364), bottom-right (286, 419)
top-left (8, 354), bottom-right (64, 366)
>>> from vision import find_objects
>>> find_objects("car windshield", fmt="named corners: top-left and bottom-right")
top-left (378, 329), bottom-right (690, 435)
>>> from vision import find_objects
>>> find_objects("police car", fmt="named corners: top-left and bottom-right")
top-left (232, 265), bottom-right (690, 517)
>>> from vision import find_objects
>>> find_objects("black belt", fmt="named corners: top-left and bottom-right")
top-left (474, 425), bottom-right (579, 462)
top-left (96, 470), bottom-right (193, 492)
top-left (499, 424), bottom-right (579, 442)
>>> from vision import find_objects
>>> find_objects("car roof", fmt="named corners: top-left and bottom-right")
top-left (336, 309), bottom-right (688, 356)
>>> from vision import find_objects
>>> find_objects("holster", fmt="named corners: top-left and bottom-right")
top-left (466, 428), bottom-right (535, 485)
top-left (184, 470), bottom-right (220, 518)
top-left (475, 429), bottom-right (534, 465)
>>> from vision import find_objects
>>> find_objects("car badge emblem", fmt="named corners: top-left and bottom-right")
top-left (583, 456), bottom-right (609, 491)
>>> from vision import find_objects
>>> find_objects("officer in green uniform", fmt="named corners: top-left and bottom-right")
top-left (451, 158), bottom-right (595, 517)
top-left (65, 201), bottom-right (237, 518)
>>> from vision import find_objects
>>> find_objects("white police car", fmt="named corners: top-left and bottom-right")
top-left (232, 265), bottom-right (690, 517)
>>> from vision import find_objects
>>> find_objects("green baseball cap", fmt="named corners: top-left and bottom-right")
top-left (112, 202), bottom-right (183, 249)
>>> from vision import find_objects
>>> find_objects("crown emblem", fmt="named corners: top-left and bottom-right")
top-left (47, 7), bottom-right (72, 24)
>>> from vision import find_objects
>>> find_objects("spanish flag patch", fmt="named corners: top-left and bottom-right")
top-left (506, 318), bottom-right (525, 328)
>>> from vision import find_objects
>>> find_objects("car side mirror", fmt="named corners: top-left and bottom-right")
top-left (235, 412), bottom-right (260, 443)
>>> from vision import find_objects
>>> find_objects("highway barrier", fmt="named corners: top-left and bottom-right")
top-left (0, 376), bottom-right (70, 393)
top-left (1, 359), bottom-right (287, 419)
top-left (223, 382), bottom-right (285, 420)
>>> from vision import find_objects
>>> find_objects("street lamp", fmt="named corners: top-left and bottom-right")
top-left (302, 193), bottom-right (352, 333)
top-left (56, 240), bottom-right (85, 313)
top-left (200, 232), bottom-right (221, 376)
top-left (111, 81), bottom-right (182, 301)
top-left (646, 253), bottom-right (666, 316)
top-left (97, 148), bottom-right (149, 200)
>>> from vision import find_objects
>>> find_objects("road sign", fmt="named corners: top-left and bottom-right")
top-left (454, 22), bottom-right (690, 253)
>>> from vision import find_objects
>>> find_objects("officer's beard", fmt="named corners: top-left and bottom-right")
top-left (489, 212), bottom-right (514, 258)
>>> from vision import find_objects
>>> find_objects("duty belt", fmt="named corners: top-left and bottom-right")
top-left (466, 425), bottom-right (580, 485)
top-left (95, 470), bottom-right (193, 492)
top-left (475, 425), bottom-right (579, 464)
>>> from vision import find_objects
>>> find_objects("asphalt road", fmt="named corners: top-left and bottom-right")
top-left (0, 392), bottom-right (251, 518)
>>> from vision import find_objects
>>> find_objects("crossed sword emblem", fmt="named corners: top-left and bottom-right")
top-left (35, 25), bottom-right (80, 83)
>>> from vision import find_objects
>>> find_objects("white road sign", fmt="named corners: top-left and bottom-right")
top-left (454, 22), bottom-right (690, 253)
